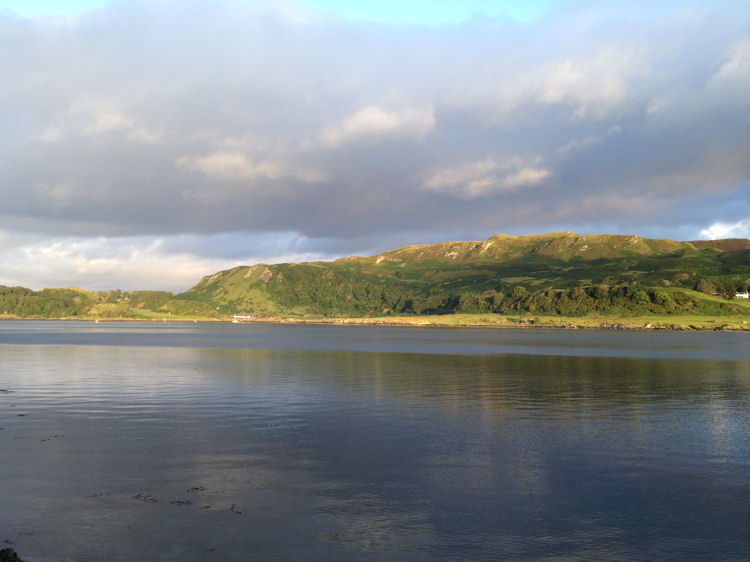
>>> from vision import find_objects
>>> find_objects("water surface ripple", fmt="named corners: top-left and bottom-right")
top-left (1, 321), bottom-right (749, 560)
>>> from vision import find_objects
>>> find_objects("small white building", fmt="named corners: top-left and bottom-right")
top-left (735, 291), bottom-right (749, 299)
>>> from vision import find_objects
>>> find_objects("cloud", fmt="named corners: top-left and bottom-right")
top-left (83, 112), bottom-right (135, 135)
top-left (530, 50), bottom-right (635, 119)
top-left (700, 220), bottom-right (750, 240)
top-left (2, 0), bottom-right (750, 288)
top-left (31, 106), bottom-right (164, 145)
top-left (177, 151), bottom-right (282, 181)
top-left (711, 40), bottom-right (750, 83)
top-left (175, 150), bottom-right (327, 204)
top-left (423, 158), bottom-right (550, 199)
top-left (0, 230), bottom-right (342, 292)
top-left (35, 127), bottom-right (65, 143)
top-left (321, 105), bottom-right (435, 147)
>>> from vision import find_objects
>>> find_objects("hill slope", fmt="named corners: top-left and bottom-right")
top-left (182, 233), bottom-right (750, 318)
top-left (2, 233), bottom-right (748, 321)
top-left (0, 286), bottom-right (213, 320)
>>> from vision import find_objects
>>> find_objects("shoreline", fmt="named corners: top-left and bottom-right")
top-left (1, 313), bottom-right (749, 332)
top-left (266, 315), bottom-right (750, 332)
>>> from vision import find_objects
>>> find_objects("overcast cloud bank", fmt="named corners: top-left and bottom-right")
top-left (2, 0), bottom-right (749, 290)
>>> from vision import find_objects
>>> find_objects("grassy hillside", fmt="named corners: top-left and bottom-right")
top-left (2, 232), bottom-right (749, 323)
top-left (182, 233), bottom-right (750, 318)
top-left (0, 286), bottom-right (215, 320)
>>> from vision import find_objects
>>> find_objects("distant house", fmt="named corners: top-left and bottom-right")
top-left (735, 291), bottom-right (749, 299)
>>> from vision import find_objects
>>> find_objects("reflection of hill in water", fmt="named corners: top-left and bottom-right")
top-left (193, 348), bottom-right (750, 419)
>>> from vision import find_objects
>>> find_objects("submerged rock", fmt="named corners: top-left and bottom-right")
top-left (0, 548), bottom-right (24, 562)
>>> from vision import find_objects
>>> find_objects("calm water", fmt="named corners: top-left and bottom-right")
top-left (1, 321), bottom-right (749, 560)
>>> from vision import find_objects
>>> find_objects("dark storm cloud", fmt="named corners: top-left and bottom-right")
top-left (1, 0), bottom-right (750, 290)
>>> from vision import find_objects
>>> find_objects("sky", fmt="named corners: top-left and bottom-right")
top-left (1, 0), bottom-right (750, 291)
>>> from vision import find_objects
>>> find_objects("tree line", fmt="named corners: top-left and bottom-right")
top-left (252, 269), bottom-right (747, 317)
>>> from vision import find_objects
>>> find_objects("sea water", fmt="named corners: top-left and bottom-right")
top-left (1, 321), bottom-right (749, 560)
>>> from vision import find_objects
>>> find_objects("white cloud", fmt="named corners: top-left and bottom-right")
top-left (83, 112), bottom-right (135, 135)
top-left (126, 126), bottom-right (163, 144)
top-left (646, 96), bottom-right (669, 116)
top-left (533, 51), bottom-right (634, 119)
top-left (321, 106), bottom-right (435, 147)
top-left (700, 220), bottom-right (750, 240)
top-left (423, 158), bottom-right (550, 199)
top-left (176, 151), bottom-right (326, 184)
top-left (555, 135), bottom-right (601, 158)
top-left (30, 111), bottom-right (163, 146)
top-left (34, 127), bottom-right (65, 143)
top-left (0, 231), bottom-right (339, 292)
top-left (712, 40), bottom-right (750, 82)
top-left (177, 151), bottom-right (284, 181)
top-left (65, 106), bottom-right (162, 144)
top-left (503, 167), bottom-right (550, 188)
top-left (473, 47), bottom-right (640, 121)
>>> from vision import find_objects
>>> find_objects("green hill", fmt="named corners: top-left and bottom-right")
top-left (182, 233), bottom-right (750, 318)
top-left (2, 232), bottom-right (749, 322)
top-left (0, 286), bottom-right (214, 320)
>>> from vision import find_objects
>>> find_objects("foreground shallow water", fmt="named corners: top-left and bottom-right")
top-left (1, 321), bottom-right (749, 560)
